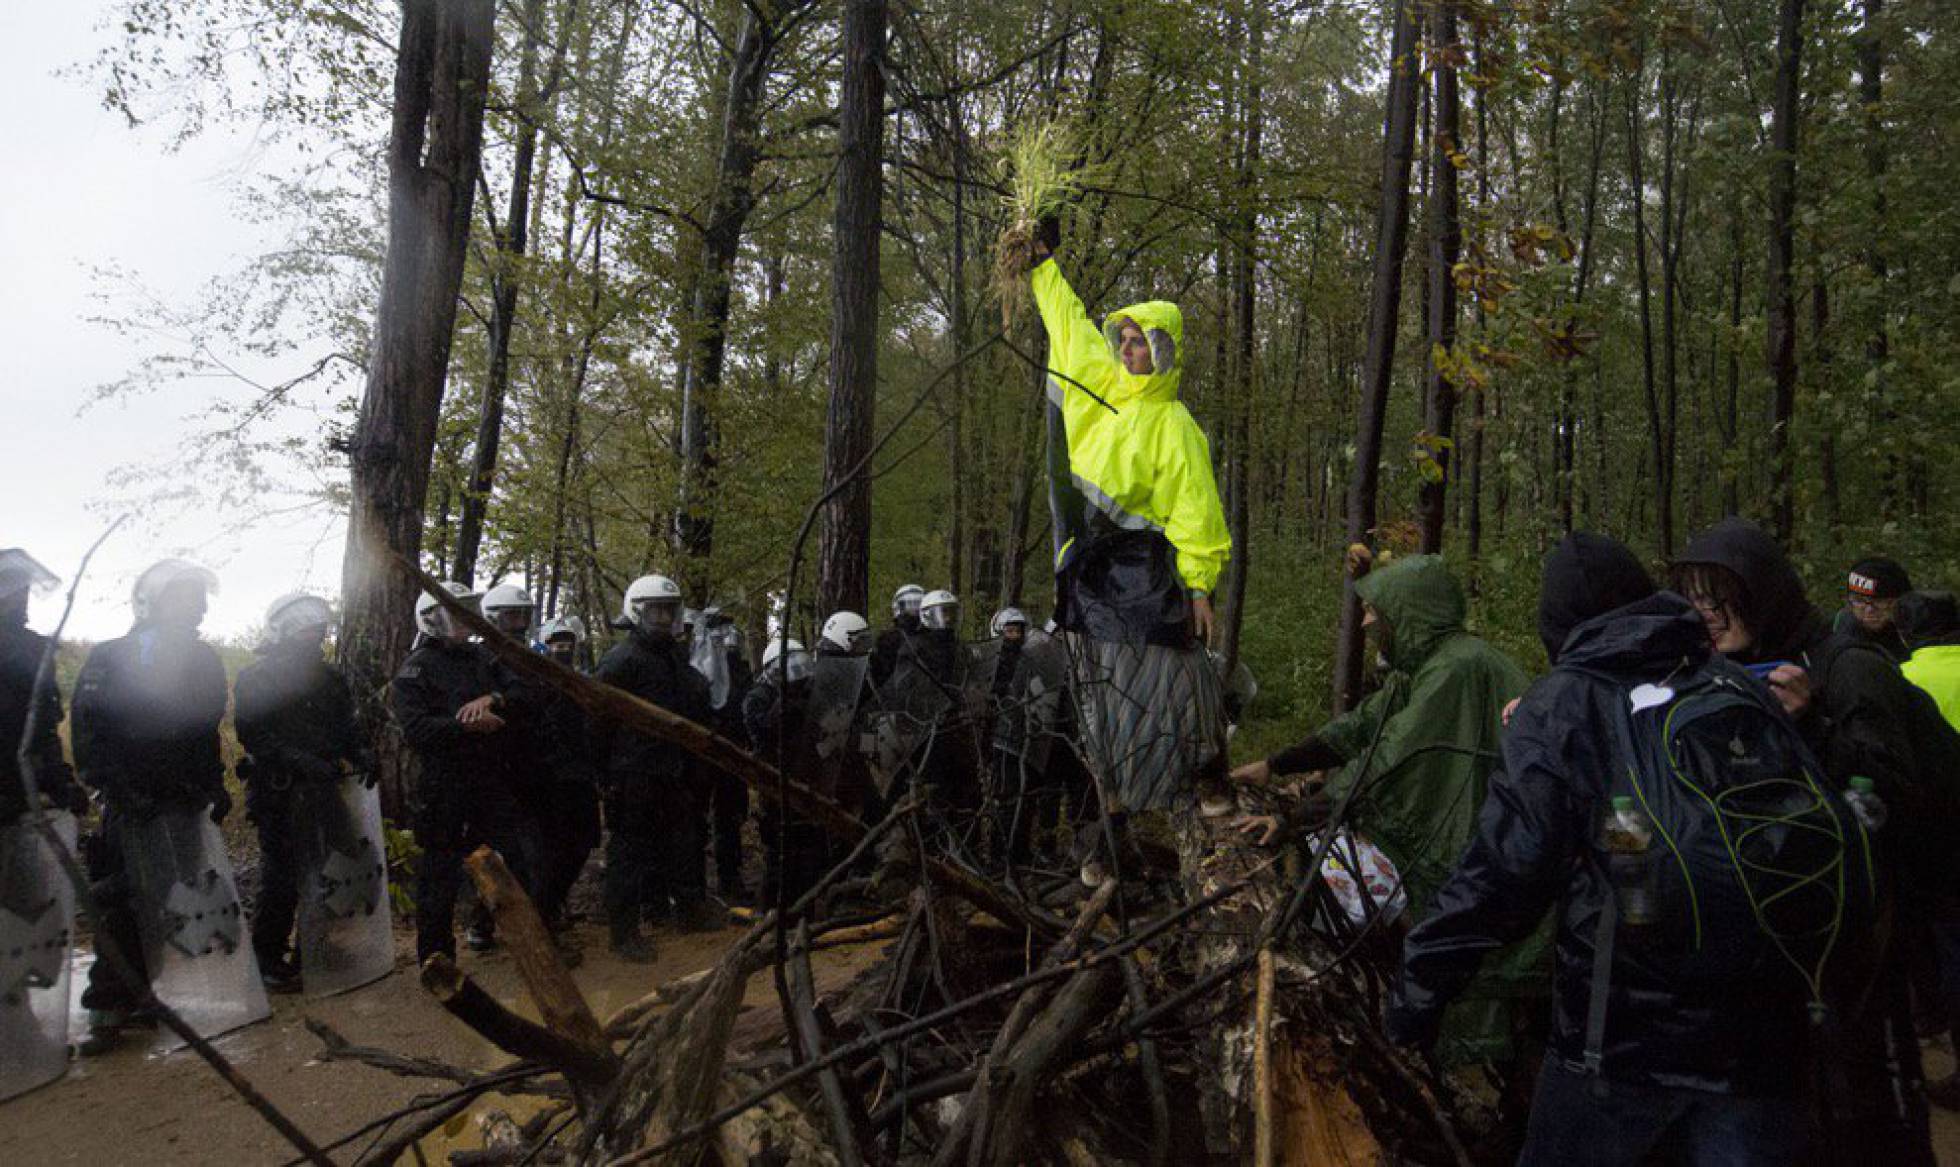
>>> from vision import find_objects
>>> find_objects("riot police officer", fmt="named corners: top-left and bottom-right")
top-left (73, 559), bottom-right (231, 1049)
top-left (743, 637), bottom-right (832, 904)
top-left (594, 574), bottom-right (715, 961)
top-left (233, 592), bottom-right (365, 992)
top-left (531, 616), bottom-right (602, 937)
top-left (0, 549), bottom-right (86, 823)
top-left (871, 583), bottom-right (926, 687)
top-left (390, 582), bottom-right (542, 964)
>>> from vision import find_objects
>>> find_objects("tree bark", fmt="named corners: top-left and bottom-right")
top-left (1765, 0), bottom-right (1806, 542)
top-left (675, 6), bottom-right (786, 592)
top-left (1857, 0), bottom-right (1897, 516)
top-left (1332, 0), bottom-right (1420, 712)
top-left (338, 0), bottom-right (495, 814)
top-left (815, 0), bottom-right (888, 620)
top-left (1416, 0), bottom-right (1461, 554)
top-left (1218, 1), bottom-right (1263, 674)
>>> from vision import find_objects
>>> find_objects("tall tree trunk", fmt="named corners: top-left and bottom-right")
top-left (339, 0), bottom-right (495, 814)
top-left (452, 0), bottom-right (568, 586)
top-left (1626, 72), bottom-right (1669, 559)
top-left (675, 8), bottom-right (784, 595)
top-left (1857, 0), bottom-right (1896, 517)
top-left (815, 0), bottom-right (887, 620)
top-left (1416, 0), bottom-right (1460, 554)
top-left (1467, 24), bottom-right (1488, 562)
top-left (1723, 216), bottom-right (1744, 516)
top-left (1333, 0), bottom-right (1420, 712)
top-left (1218, 1), bottom-right (1263, 675)
top-left (1765, 0), bottom-right (1806, 543)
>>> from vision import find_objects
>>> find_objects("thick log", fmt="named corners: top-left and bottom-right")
top-left (1274, 1029), bottom-right (1384, 1166)
top-left (972, 964), bottom-right (1121, 1167)
top-left (420, 956), bottom-right (617, 1089)
top-left (464, 844), bottom-right (609, 1061)
top-left (788, 921), bottom-right (868, 1167)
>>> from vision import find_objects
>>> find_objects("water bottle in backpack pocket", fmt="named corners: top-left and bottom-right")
top-left (1594, 664), bottom-right (1878, 992)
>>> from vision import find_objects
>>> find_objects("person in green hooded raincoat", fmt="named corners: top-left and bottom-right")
top-left (1231, 554), bottom-right (1547, 1064)
top-left (1025, 232), bottom-right (1234, 818)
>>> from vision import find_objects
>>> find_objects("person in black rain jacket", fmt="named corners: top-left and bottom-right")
top-left (1388, 533), bottom-right (1835, 1166)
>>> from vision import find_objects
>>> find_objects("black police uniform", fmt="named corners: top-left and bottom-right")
top-left (742, 667), bottom-right (831, 905)
top-left (0, 613), bottom-right (87, 822)
top-left (523, 677), bottom-right (602, 928)
top-left (390, 638), bottom-right (541, 963)
top-left (593, 627), bottom-right (712, 939)
top-left (710, 646), bottom-right (755, 901)
top-left (71, 624), bottom-right (231, 1012)
top-left (233, 642), bottom-right (365, 971)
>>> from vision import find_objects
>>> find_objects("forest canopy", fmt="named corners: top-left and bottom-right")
top-left (90, 0), bottom-right (1960, 747)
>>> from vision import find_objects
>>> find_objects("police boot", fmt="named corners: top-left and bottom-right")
top-left (609, 924), bottom-right (657, 965)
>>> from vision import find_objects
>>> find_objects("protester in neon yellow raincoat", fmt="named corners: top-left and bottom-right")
top-left (1027, 241), bottom-right (1232, 814)
top-left (1031, 253), bottom-right (1232, 644)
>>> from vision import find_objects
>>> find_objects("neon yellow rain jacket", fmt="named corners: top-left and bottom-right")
top-left (1031, 259), bottom-right (1231, 596)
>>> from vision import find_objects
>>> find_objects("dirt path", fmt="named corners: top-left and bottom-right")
top-left (0, 918), bottom-right (872, 1166)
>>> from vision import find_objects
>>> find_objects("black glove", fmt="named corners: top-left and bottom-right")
top-left (209, 788), bottom-right (233, 825)
top-left (1035, 214), bottom-right (1062, 255)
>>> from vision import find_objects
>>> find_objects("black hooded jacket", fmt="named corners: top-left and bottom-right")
top-left (1674, 519), bottom-right (1960, 889)
top-left (1389, 592), bottom-right (1819, 1095)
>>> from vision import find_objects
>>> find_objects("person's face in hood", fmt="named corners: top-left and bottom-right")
top-left (546, 635), bottom-right (577, 665)
top-left (1677, 567), bottom-right (1754, 656)
top-left (1116, 320), bottom-right (1154, 375)
top-left (1362, 603), bottom-right (1393, 662)
top-left (1353, 554), bottom-right (1463, 673)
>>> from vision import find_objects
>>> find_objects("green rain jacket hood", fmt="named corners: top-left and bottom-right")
top-left (1032, 259), bottom-right (1231, 595)
top-left (1355, 553), bottom-right (1468, 675)
top-left (1320, 554), bottom-right (1542, 1062)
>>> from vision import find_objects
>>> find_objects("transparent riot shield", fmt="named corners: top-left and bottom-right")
top-left (294, 778), bottom-right (393, 999)
top-left (120, 808), bottom-right (270, 1047)
top-left (0, 811), bottom-right (77, 1099)
top-left (805, 655), bottom-right (871, 784)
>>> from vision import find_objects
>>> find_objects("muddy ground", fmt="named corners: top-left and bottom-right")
top-left (0, 910), bottom-right (885, 1166)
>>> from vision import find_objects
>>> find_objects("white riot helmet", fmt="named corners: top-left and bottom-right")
top-left (481, 583), bottom-right (537, 639)
top-left (540, 614), bottom-right (586, 646)
top-left (761, 636), bottom-right (813, 684)
top-left (416, 580), bottom-right (481, 639)
top-left (820, 610), bottom-right (871, 655)
top-left (264, 591), bottom-right (333, 647)
top-left (131, 558), bottom-right (219, 626)
top-left (990, 607), bottom-right (1029, 639)
top-left (620, 573), bottom-right (683, 634)
top-left (892, 583), bottom-right (925, 621)
top-left (0, 549), bottom-right (58, 603)
top-left (920, 589), bottom-right (959, 632)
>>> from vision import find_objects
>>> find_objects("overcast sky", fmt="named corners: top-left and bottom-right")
top-left (2, 2), bottom-right (350, 643)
